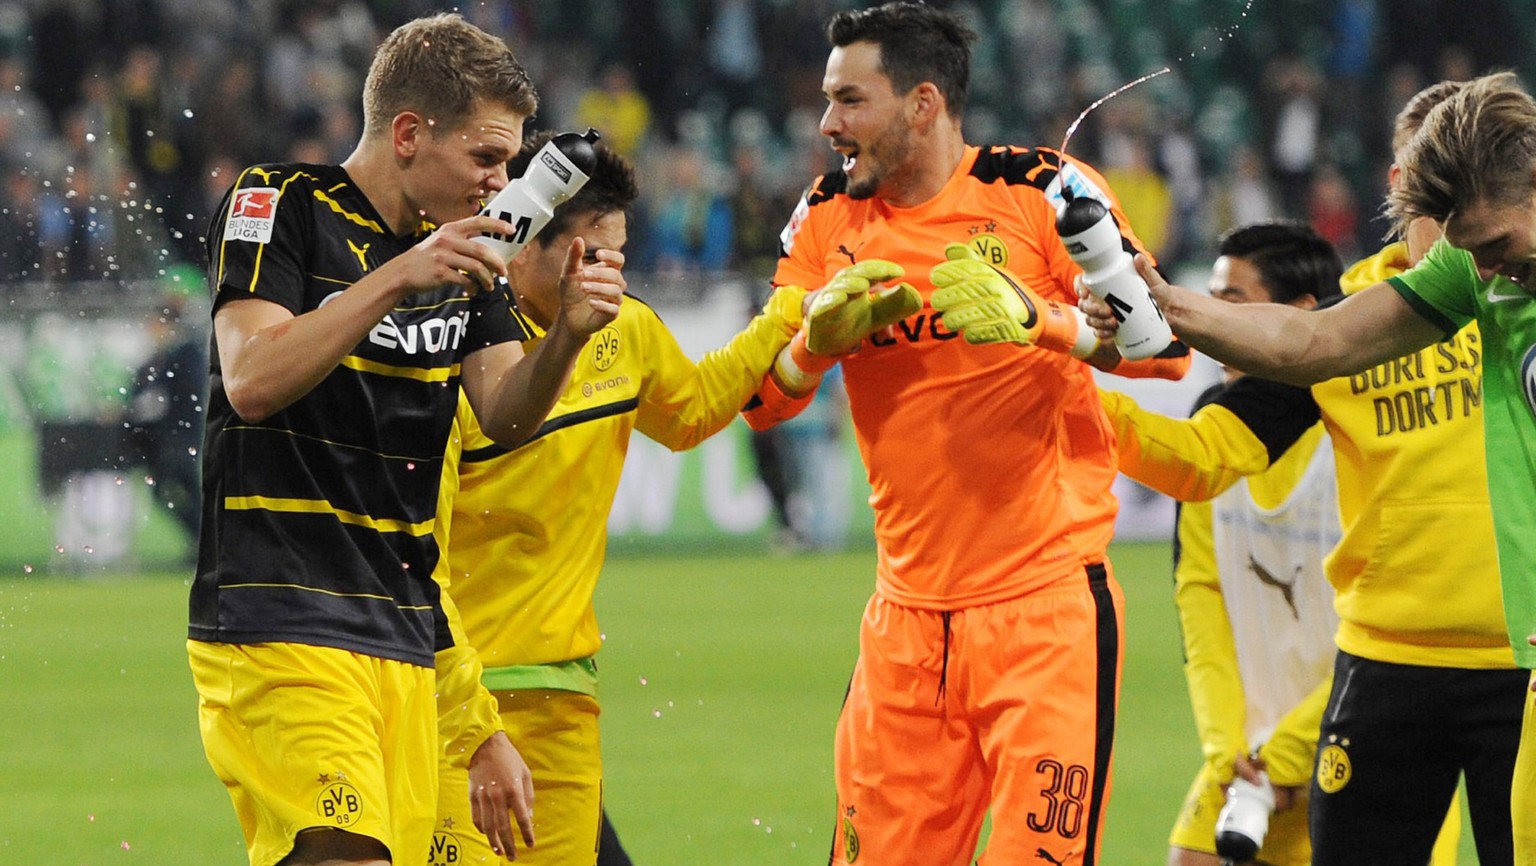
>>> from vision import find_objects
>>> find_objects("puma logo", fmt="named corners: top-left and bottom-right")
top-left (348, 239), bottom-right (371, 273)
top-left (1024, 150), bottom-right (1054, 183)
top-left (1035, 848), bottom-right (1065, 865)
top-left (837, 244), bottom-right (860, 264)
top-left (1248, 554), bottom-right (1301, 620)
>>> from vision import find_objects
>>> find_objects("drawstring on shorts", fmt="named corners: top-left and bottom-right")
top-left (935, 610), bottom-right (953, 706)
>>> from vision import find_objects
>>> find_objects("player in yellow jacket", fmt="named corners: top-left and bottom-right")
top-left (1132, 222), bottom-right (1464, 866)
top-left (1159, 222), bottom-right (1343, 866)
top-left (1100, 81), bottom-right (1515, 866)
top-left (428, 134), bottom-right (809, 866)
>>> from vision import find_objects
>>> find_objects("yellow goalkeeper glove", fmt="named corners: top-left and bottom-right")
top-left (772, 259), bottom-right (921, 394)
top-left (930, 243), bottom-right (1099, 358)
top-left (804, 259), bottom-right (922, 355)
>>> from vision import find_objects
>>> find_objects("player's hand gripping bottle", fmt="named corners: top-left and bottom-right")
top-left (1055, 188), bottom-right (1173, 360)
top-left (473, 128), bottom-right (601, 261)
top-left (1214, 773), bottom-right (1275, 864)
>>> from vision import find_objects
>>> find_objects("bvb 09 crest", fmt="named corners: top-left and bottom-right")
top-left (842, 807), bottom-right (860, 863)
top-left (316, 779), bottom-right (364, 826)
top-left (1316, 742), bottom-right (1352, 793)
top-left (966, 233), bottom-right (1009, 269)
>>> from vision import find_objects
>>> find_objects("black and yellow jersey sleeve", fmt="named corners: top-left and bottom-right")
top-left (1101, 375), bottom-right (1318, 503)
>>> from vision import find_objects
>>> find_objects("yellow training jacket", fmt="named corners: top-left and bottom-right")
top-left (436, 288), bottom-right (803, 689)
top-left (1106, 242), bottom-right (1512, 669)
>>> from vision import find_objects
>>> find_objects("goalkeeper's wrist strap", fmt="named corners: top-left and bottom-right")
top-left (1034, 302), bottom-right (1100, 360)
top-left (773, 329), bottom-right (836, 395)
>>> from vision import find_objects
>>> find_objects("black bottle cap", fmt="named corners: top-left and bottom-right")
top-left (1056, 196), bottom-right (1108, 236)
top-left (552, 128), bottom-right (602, 174)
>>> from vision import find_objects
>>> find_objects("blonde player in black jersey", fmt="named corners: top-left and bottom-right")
top-left (187, 14), bottom-right (623, 866)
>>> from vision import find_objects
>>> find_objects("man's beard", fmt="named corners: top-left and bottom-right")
top-left (845, 118), bottom-right (913, 201)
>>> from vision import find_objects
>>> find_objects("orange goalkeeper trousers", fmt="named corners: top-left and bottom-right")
top-left (831, 562), bottom-right (1124, 866)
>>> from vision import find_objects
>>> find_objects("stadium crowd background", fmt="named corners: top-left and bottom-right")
top-left (1, 0), bottom-right (1534, 292)
top-left (2, 0), bottom-right (1536, 562)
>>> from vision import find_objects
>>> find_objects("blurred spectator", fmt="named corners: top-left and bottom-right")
top-left (127, 294), bottom-right (207, 554)
top-left (1101, 134), bottom-right (1174, 257)
top-left (704, 0), bottom-right (766, 116)
top-left (1209, 146), bottom-right (1279, 239)
top-left (1156, 107), bottom-right (1205, 270)
top-left (29, 0), bottom-right (92, 130)
top-left (575, 63), bottom-right (652, 157)
top-left (0, 168), bottom-right (44, 283)
top-left (191, 54), bottom-right (272, 169)
top-left (115, 45), bottom-right (185, 204)
top-left (644, 144), bottom-right (733, 274)
top-left (0, 55), bottom-right (52, 168)
top-left (1307, 163), bottom-right (1360, 264)
top-left (1263, 55), bottom-right (1323, 219)
top-left (725, 116), bottom-right (788, 283)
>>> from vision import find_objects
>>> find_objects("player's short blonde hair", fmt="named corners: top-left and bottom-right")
top-left (361, 13), bottom-right (537, 138)
top-left (1389, 71), bottom-right (1536, 236)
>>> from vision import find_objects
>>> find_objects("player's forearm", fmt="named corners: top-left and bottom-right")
top-left (436, 642), bottom-right (506, 770)
top-left (217, 274), bottom-right (417, 421)
top-left (650, 309), bottom-right (799, 451)
top-left (1157, 285), bottom-right (1332, 386)
top-left (1158, 281), bottom-right (1439, 386)
top-left (1258, 676), bottom-right (1333, 786)
top-left (477, 323), bottom-right (588, 446)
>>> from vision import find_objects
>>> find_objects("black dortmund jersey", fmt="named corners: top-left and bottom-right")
top-left (189, 163), bottom-right (529, 667)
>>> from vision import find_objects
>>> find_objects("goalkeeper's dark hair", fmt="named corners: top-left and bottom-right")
top-left (1218, 221), bottom-right (1344, 305)
top-left (826, 1), bottom-right (975, 117)
top-left (508, 132), bottom-right (639, 248)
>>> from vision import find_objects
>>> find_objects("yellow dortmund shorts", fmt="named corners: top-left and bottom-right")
top-left (188, 640), bottom-right (438, 866)
top-left (434, 688), bottom-right (602, 866)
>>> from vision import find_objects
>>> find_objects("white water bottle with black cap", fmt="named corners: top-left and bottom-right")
top-left (1055, 188), bottom-right (1173, 360)
top-left (473, 128), bottom-right (601, 261)
top-left (1214, 773), bottom-right (1275, 863)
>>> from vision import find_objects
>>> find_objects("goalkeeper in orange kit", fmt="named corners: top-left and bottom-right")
top-left (740, 5), bottom-right (1189, 864)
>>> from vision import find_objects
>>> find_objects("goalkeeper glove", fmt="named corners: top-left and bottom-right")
top-left (772, 259), bottom-right (921, 394)
top-left (930, 243), bottom-right (1099, 359)
top-left (805, 259), bottom-right (921, 355)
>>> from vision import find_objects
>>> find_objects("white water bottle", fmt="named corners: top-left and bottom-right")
top-left (473, 128), bottom-right (601, 261)
top-left (1055, 193), bottom-right (1173, 360)
top-left (1214, 773), bottom-right (1275, 863)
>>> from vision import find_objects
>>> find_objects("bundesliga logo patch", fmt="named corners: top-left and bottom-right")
top-left (225, 187), bottom-right (280, 244)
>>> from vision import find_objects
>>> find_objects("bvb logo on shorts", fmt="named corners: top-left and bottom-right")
top-left (967, 232), bottom-right (1009, 269)
top-left (842, 809), bottom-right (860, 863)
top-left (428, 829), bottom-right (462, 864)
top-left (316, 780), bottom-right (364, 826)
top-left (1316, 742), bottom-right (1353, 793)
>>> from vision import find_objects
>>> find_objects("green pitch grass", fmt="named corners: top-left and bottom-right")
top-left (0, 544), bottom-right (1480, 864)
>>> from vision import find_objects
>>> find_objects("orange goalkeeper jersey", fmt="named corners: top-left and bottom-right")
top-left (773, 145), bottom-right (1158, 608)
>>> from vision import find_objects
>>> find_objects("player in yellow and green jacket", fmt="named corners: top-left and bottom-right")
top-left (429, 134), bottom-right (807, 866)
